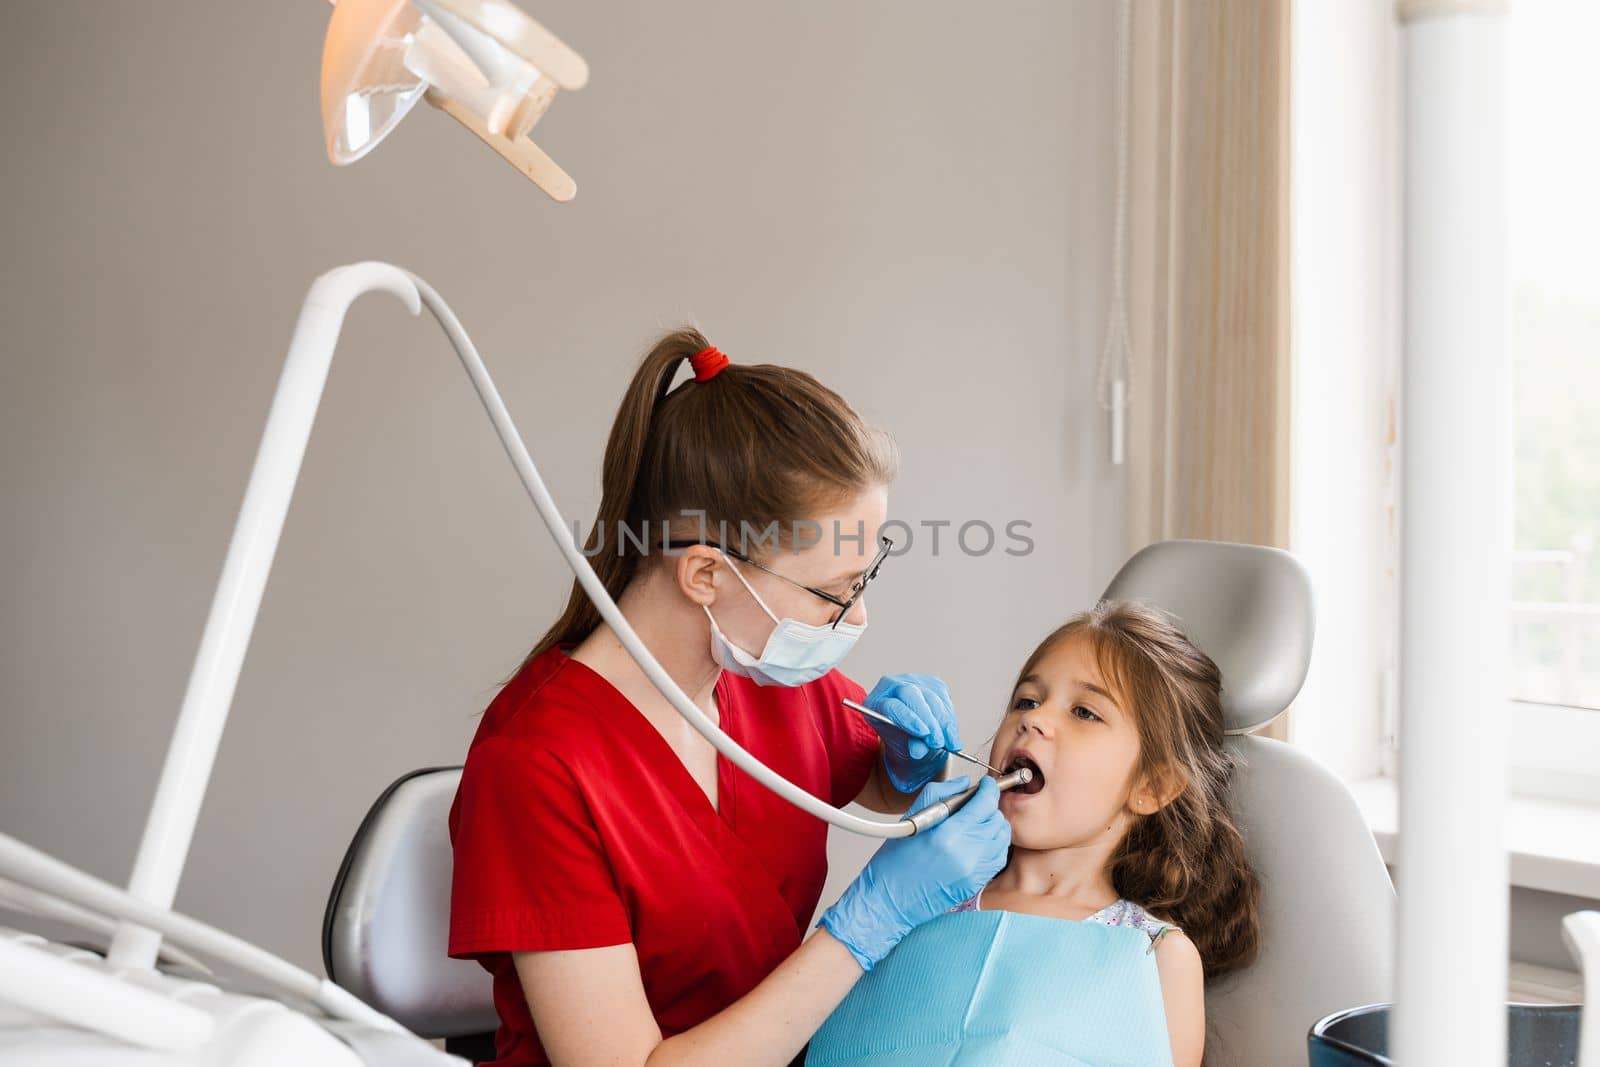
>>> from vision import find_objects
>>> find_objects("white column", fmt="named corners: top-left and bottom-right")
top-left (1394, 2), bottom-right (1510, 1065)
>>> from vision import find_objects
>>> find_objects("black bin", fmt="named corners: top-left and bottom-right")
top-left (1309, 1002), bottom-right (1582, 1066)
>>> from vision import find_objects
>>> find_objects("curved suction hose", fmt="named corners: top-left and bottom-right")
top-left (398, 268), bottom-right (921, 841)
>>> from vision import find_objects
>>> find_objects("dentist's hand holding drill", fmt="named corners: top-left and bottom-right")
top-left (821, 674), bottom-right (1012, 972)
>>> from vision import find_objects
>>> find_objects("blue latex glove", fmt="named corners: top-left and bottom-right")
top-left (864, 673), bottom-right (964, 794)
top-left (819, 776), bottom-right (1011, 972)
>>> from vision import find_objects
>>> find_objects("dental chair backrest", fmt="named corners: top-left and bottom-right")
top-left (323, 766), bottom-right (498, 1040)
top-left (325, 539), bottom-right (1396, 1064)
top-left (1102, 539), bottom-right (1395, 1066)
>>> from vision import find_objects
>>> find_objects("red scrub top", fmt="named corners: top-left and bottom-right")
top-left (448, 644), bottom-right (882, 1067)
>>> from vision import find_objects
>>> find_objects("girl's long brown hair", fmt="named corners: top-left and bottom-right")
top-left (1014, 600), bottom-right (1263, 982)
top-left (520, 327), bottom-right (897, 671)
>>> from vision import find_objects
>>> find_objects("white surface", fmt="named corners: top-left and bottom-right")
top-left (0, 930), bottom-right (396, 1067)
top-left (1397, 9), bottom-right (1511, 1067)
top-left (1347, 775), bottom-right (1600, 900)
top-left (0, 877), bottom-right (208, 974)
top-left (0, 832), bottom-right (401, 1035)
top-left (0, 937), bottom-right (214, 1052)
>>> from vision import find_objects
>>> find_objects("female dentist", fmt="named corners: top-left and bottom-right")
top-left (447, 330), bottom-right (1010, 1067)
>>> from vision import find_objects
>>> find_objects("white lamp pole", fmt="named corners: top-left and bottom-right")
top-left (1394, 2), bottom-right (1511, 1065)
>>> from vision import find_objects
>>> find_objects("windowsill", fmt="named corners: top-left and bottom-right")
top-left (1346, 775), bottom-right (1600, 900)
top-left (1509, 960), bottom-right (1586, 1005)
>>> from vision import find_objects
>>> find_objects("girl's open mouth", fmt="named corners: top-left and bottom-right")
top-left (1004, 754), bottom-right (1045, 794)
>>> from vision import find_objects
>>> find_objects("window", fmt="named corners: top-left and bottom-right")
top-left (1507, 0), bottom-right (1600, 803)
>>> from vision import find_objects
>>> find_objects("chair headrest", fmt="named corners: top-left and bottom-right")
top-left (1101, 539), bottom-right (1315, 734)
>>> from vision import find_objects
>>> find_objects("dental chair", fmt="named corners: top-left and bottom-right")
top-left (323, 538), bottom-right (1396, 1065)
top-left (1102, 539), bottom-right (1395, 1064)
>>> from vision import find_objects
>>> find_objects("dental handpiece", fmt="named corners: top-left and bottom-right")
top-left (901, 767), bottom-right (1034, 835)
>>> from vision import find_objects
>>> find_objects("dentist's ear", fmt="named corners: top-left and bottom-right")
top-left (673, 544), bottom-right (723, 607)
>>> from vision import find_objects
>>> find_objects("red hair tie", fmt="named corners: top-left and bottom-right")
top-left (690, 345), bottom-right (730, 382)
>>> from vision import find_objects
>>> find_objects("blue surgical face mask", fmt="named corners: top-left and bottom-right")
top-left (704, 556), bottom-right (866, 687)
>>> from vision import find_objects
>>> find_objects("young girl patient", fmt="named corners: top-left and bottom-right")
top-left (808, 600), bottom-right (1262, 1067)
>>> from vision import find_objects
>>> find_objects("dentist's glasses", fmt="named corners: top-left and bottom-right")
top-left (666, 535), bottom-right (893, 628)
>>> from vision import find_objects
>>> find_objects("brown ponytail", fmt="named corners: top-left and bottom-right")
top-left (1012, 601), bottom-right (1264, 982)
top-left (518, 327), bottom-right (897, 671)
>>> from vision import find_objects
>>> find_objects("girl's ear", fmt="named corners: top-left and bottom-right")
top-left (1131, 764), bottom-right (1188, 815)
top-left (673, 545), bottom-right (722, 607)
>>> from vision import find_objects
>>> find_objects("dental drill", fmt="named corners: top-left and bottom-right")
top-left (902, 767), bottom-right (1035, 834)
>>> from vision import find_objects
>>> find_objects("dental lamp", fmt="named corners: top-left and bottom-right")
top-left (322, 0), bottom-right (589, 200)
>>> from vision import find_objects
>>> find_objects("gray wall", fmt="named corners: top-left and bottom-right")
top-left (0, 1), bottom-right (1123, 973)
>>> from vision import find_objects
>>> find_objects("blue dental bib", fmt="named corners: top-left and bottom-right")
top-left (808, 909), bottom-right (1174, 1067)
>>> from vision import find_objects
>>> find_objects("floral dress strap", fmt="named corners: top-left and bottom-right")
top-left (948, 889), bottom-right (983, 914)
top-left (1082, 898), bottom-right (1180, 954)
